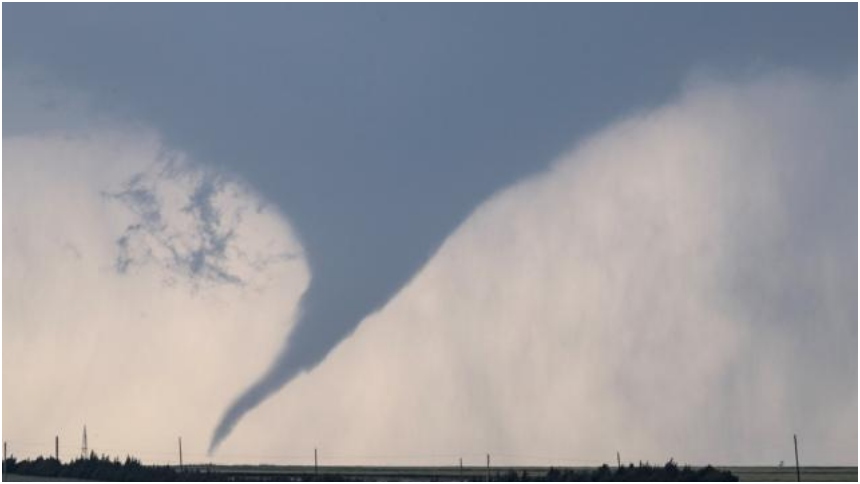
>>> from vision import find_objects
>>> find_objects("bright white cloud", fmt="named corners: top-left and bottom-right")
top-left (3, 126), bottom-right (309, 463)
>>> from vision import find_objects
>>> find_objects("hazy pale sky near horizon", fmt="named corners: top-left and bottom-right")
top-left (3, 3), bottom-right (858, 466)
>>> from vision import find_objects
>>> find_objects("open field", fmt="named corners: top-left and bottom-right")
top-left (727, 466), bottom-right (857, 482)
top-left (4, 475), bottom-right (86, 482)
top-left (186, 464), bottom-right (858, 481)
top-left (6, 465), bottom-right (857, 481)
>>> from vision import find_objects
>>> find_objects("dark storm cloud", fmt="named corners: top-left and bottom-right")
top-left (4, 3), bottom-right (856, 452)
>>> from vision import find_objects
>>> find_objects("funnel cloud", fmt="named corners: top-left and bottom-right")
top-left (3, 3), bottom-right (856, 457)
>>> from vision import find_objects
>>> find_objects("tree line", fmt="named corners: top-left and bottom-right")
top-left (2, 452), bottom-right (213, 481)
top-left (496, 460), bottom-right (738, 481)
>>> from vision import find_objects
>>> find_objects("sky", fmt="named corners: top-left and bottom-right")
top-left (3, 3), bottom-right (858, 466)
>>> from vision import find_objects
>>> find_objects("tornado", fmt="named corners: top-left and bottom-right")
top-left (207, 228), bottom-right (452, 453)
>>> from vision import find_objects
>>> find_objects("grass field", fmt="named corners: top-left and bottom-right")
top-left (727, 466), bottom-right (857, 482)
top-left (4, 474), bottom-right (86, 482)
top-left (6, 465), bottom-right (857, 481)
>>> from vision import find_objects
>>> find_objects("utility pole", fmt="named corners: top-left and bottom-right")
top-left (460, 457), bottom-right (463, 479)
top-left (486, 454), bottom-right (491, 482)
top-left (616, 451), bottom-right (621, 469)
top-left (793, 434), bottom-right (801, 482)
top-left (3, 441), bottom-right (7, 473)
top-left (55, 436), bottom-right (59, 461)
top-left (81, 426), bottom-right (88, 459)
top-left (178, 437), bottom-right (183, 470)
top-left (314, 448), bottom-right (318, 477)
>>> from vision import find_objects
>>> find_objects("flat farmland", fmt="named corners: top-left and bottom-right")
top-left (727, 466), bottom-right (857, 482)
top-left (6, 465), bottom-right (857, 481)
